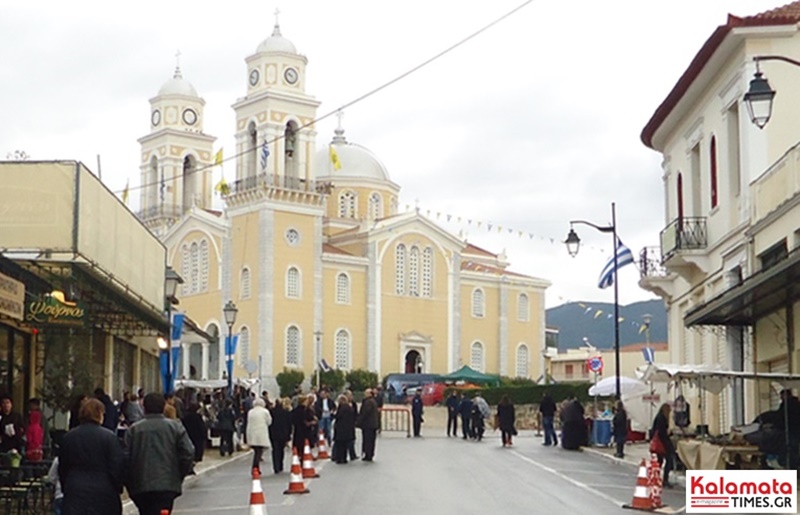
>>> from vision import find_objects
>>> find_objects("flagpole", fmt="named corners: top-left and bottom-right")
top-left (611, 202), bottom-right (621, 400)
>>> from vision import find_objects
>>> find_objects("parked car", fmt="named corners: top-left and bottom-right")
top-left (421, 383), bottom-right (446, 406)
top-left (384, 373), bottom-right (441, 403)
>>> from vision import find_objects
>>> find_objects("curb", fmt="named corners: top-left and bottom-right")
top-left (122, 452), bottom-right (251, 514)
top-left (582, 446), bottom-right (686, 489)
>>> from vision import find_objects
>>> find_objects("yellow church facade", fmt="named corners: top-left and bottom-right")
top-left (136, 19), bottom-right (550, 393)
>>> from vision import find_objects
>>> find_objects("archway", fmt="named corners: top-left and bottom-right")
top-left (404, 350), bottom-right (423, 374)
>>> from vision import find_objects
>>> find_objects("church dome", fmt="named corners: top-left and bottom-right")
top-left (256, 22), bottom-right (297, 54)
top-left (158, 66), bottom-right (198, 97)
top-left (314, 126), bottom-right (391, 182)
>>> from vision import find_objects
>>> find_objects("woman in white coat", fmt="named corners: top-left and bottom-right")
top-left (246, 398), bottom-right (272, 474)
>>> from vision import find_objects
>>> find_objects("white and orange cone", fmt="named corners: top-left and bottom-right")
top-left (649, 454), bottom-right (663, 509)
top-left (250, 468), bottom-right (268, 514)
top-left (623, 459), bottom-right (653, 511)
top-left (317, 430), bottom-right (330, 460)
top-left (283, 448), bottom-right (309, 495)
top-left (302, 439), bottom-right (320, 478)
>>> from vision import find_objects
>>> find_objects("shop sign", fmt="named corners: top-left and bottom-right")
top-left (25, 291), bottom-right (85, 326)
top-left (0, 271), bottom-right (25, 321)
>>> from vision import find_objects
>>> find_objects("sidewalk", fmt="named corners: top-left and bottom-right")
top-left (581, 440), bottom-right (687, 489)
top-left (121, 449), bottom-right (250, 514)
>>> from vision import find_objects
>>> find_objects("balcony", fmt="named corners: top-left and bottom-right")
top-left (225, 173), bottom-right (328, 208)
top-left (638, 246), bottom-right (674, 300)
top-left (659, 216), bottom-right (709, 279)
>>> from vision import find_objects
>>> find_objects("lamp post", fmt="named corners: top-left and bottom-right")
top-left (314, 330), bottom-right (323, 389)
top-left (223, 300), bottom-right (238, 397)
top-left (643, 313), bottom-right (652, 346)
top-left (564, 202), bottom-right (621, 400)
top-left (163, 267), bottom-right (183, 395)
top-left (742, 55), bottom-right (800, 129)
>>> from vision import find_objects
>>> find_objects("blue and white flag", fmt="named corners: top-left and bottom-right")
top-left (260, 140), bottom-right (270, 171)
top-left (598, 239), bottom-right (634, 289)
top-left (642, 347), bottom-right (655, 364)
top-left (319, 359), bottom-right (331, 372)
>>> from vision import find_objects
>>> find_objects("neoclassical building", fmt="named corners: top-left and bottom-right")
top-left (135, 19), bottom-right (550, 393)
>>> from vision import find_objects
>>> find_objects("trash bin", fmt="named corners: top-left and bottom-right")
top-left (592, 419), bottom-right (612, 447)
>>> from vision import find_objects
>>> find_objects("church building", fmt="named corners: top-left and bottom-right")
top-left (135, 18), bottom-right (550, 392)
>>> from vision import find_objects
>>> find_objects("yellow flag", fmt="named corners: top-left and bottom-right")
top-left (214, 148), bottom-right (223, 166)
top-left (639, 324), bottom-right (647, 334)
top-left (329, 145), bottom-right (342, 170)
top-left (122, 179), bottom-right (129, 204)
top-left (594, 310), bottom-right (603, 319)
top-left (214, 176), bottom-right (230, 196)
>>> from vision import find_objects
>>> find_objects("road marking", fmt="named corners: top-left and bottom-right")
top-left (511, 450), bottom-right (624, 508)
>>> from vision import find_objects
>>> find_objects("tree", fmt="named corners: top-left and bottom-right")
top-left (345, 369), bottom-right (379, 393)
top-left (312, 369), bottom-right (345, 392)
top-left (276, 368), bottom-right (304, 397)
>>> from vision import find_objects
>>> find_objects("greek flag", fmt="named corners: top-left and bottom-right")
top-left (642, 347), bottom-right (655, 364)
top-left (260, 140), bottom-right (270, 171)
top-left (598, 239), bottom-right (634, 289)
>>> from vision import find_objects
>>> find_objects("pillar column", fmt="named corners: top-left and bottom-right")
top-left (201, 343), bottom-right (210, 380)
top-left (182, 343), bottom-right (191, 380)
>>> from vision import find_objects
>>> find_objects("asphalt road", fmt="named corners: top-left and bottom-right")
top-left (166, 432), bottom-right (687, 515)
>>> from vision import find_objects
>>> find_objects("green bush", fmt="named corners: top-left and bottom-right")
top-left (444, 383), bottom-right (592, 406)
top-left (345, 369), bottom-right (379, 393)
top-left (313, 369), bottom-right (346, 392)
top-left (276, 368), bottom-right (304, 397)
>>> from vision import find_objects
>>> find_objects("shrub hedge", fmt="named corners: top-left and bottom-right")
top-left (444, 382), bottom-right (592, 405)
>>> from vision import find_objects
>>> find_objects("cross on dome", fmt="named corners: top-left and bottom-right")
top-left (332, 110), bottom-right (347, 143)
top-left (174, 49), bottom-right (183, 78)
top-left (272, 7), bottom-right (282, 36)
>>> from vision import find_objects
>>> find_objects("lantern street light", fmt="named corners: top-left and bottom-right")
top-left (743, 55), bottom-right (800, 128)
top-left (564, 202), bottom-right (622, 400)
top-left (223, 300), bottom-right (238, 397)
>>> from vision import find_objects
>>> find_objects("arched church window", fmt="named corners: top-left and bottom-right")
top-left (368, 192), bottom-right (382, 220)
top-left (200, 239), bottom-right (209, 292)
top-left (470, 341), bottom-right (485, 372)
top-left (409, 246), bottom-right (419, 297)
top-left (395, 244), bottom-right (406, 295)
top-left (182, 155), bottom-right (197, 211)
top-left (339, 191), bottom-right (357, 219)
top-left (422, 247), bottom-right (433, 297)
top-left (286, 266), bottom-right (300, 298)
top-left (516, 344), bottom-right (529, 378)
top-left (240, 267), bottom-right (251, 299)
top-left (181, 245), bottom-right (190, 296)
top-left (334, 329), bottom-right (350, 370)
top-left (248, 122), bottom-right (257, 179)
top-left (471, 288), bottom-right (485, 318)
top-left (336, 273), bottom-right (350, 304)
top-left (190, 242), bottom-right (199, 294)
top-left (149, 156), bottom-right (158, 211)
top-left (238, 326), bottom-right (250, 367)
top-left (286, 326), bottom-right (300, 367)
top-left (517, 293), bottom-right (529, 322)
top-left (284, 121), bottom-right (299, 186)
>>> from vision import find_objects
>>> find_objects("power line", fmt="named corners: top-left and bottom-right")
top-left (118, 0), bottom-right (535, 197)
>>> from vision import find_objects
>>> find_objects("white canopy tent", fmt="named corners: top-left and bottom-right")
top-left (588, 376), bottom-right (649, 397)
top-left (173, 378), bottom-right (261, 390)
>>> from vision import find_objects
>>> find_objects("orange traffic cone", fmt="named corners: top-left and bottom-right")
top-left (317, 430), bottom-right (330, 460)
top-left (302, 439), bottom-right (320, 478)
top-left (249, 468), bottom-right (268, 514)
top-left (649, 454), bottom-right (663, 509)
top-left (623, 459), bottom-right (652, 511)
top-left (283, 448), bottom-right (310, 495)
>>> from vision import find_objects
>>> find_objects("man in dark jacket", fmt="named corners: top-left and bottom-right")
top-left (539, 392), bottom-right (558, 447)
top-left (125, 393), bottom-right (195, 515)
top-left (445, 391), bottom-right (459, 437)
top-left (269, 399), bottom-right (291, 473)
top-left (459, 394), bottom-right (473, 439)
top-left (95, 388), bottom-right (118, 433)
top-left (358, 389), bottom-right (379, 461)
top-left (0, 394), bottom-right (24, 453)
top-left (411, 390), bottom-right (424, 437)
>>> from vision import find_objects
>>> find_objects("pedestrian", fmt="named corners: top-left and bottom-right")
top-left (358, 388), bottom-right (379, 461)
top-left (346, 390), bottom-right (359, 461)
top-left (269, 398), bottom-right (291, 474)
top-left (539, 391), bottom-right (558, 447)
top-left (445, 390), bottom-right (459, 437)
top-left (375, 385), bottom-right (384, 433)
top-left (0, 394), bottom-right (25, 453)
top-left (59, 398), bottom-right (124, 515)
top-left (471, 404), bottom-right (485, 441)
top-left (561, 397), bottom-right (586, 450)
top-left (333, 394), bottom-right (355, 464)
top-left (47, 457), bottom-right (64, 515)
top-left (497, 395), bottom-right (516, 447)
top-left (314, 389), bottom-right (335, 445)
top-left (650, 402), bottom-right (674, 488)
top-left (94, 388), bottom-right (119, 433)
top-left (411, 389), bottom-right (424, 437)
top-left (242, 392), bottom-right (255, 444)
top-left (458, 393), bottom-right (473, 439)
top-left (612, 400), bottom-right (628, 458)
top-left (124, 393), bottom-right (195, 515)
top-left (123, 392), bottom-right (144, 425)
top-left (246, 398), bottom-right (272, 474)
top-left (182, 403), bottom-right (207, 462)
top-left (25, 405), bottom-right (44, 462)
top-left (67, 394), bottom-right (86, 431)
top-left (217, 399), bottom-right (236, 456)
top-left (290, 395), bottom-right (316, 456)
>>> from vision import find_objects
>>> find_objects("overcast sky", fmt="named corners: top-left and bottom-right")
top-left (1, 0), bottom-right (783, 308)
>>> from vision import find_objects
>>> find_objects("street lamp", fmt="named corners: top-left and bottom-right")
top-left (162, 267), bottom-right (183, 395)
top-left (223, 300), bottom-right (238, 397)
top-left (157, 336), bottom-right (169, 394)
top-left (643, 313), bottom-right (652, 346)
top-left (314, 330), bottom-right (323, 389)
top-left (564, 202), bottom-right (622, 400)
top-left (743, 55), bottom-right (800, 128)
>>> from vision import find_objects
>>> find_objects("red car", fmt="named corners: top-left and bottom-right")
top-left (421, 383), bottom-right (447, 406)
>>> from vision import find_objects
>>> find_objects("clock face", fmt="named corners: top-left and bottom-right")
top-left (182, 108), bottom-right (197, 125)
top-left (249, 69), bottom-right (260, 86)
top-left (284, 67), bottom-right (298, 85)
top-left (151, 109), bottom-right (161, 126)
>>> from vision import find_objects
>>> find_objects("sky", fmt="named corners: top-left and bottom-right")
top-left (0, 0), bottom-right (785, 308)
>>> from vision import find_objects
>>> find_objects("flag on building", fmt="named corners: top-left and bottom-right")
top-left (214, 177), bottom-right (230, 196)
top-left (121, 179), bottom-right (129, 205)
top-left (642, 347), bottom-right (655, 364)
top-left (214, 148), bottom-right (223, 166)
top-left (260, 140), bottom-right (270, 171)
top-left (329, 145), bottom-right (341, 170)
top-left (598, 238), bottom-right (634, 289)
top-left (319, 359), bottom-right (331, 372)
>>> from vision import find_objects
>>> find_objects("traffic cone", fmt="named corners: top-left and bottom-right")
top-left (283, 448), bottom-right (309, 495)
top-left (649, 454), bottom-right (663, 509)
top-left (622, 459), bottom-right (652, 511)
top-left (317, 430), bottom-right (330, 460)
top-left (250, 468), bottom-right (268, 514)
top-left (161, 511), bottom-right (170, 515)
top-left (302, 439), bottom-right (320, 478)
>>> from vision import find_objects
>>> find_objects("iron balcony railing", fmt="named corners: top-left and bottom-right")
top-left (638, 246), bottom-right (668, 279)
top-left (660, 217), bottom-right (707, 259)
top-left (229, 173), bottom-right (321, 195)
top-left (136, 205), bottom-right (184, 221)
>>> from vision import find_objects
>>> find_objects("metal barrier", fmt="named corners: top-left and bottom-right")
top-left (380, 406), bottom-right (411, 437)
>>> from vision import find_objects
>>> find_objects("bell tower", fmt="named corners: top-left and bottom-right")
top-left (138, 52), bottom-right (216, 234)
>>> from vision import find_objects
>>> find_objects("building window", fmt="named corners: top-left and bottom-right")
top-left (516, 344), bottom-right (529, 378)
top-left (181, 245), bottom-right (190, 296)
top-left (240, 267), bottom-right (251, 299)
top-left (368, 192), bottom-right (382, 220)
top-left (390, 197), bottom-right (398, 215)
top-left (200, 240), bottom-right (209, 292)
top-left (759, 240), bottom-right (788, 271)
top-left (339, 190), bottom-right (357, 219)
top-left (710, 135), bottom-right (718, 209)
top-left (470, 341), bottom-right (484, 372)
top-left (408, 246), bottom-right (419, 296)
top-left (727, 103), bottom-right (741, 198)
top-left (190, 242), bottom-right (199, 294)
top-left (395, 244), bottom-right (406, 295)
top-left (517, 293), bottom-right (529, 322)
top-left (421, 247), bottom-right (433, 298)
top-left (565, 364), bottom-right (574, 379)
top-left (286, 266), bottom-right (300, 298)
top-left (336, 273), bottom-right (350, 304)
top-left (471, 288), bottom-right (485, 318)
top-left (238, 326), bottom-right (250, 367)
top-left (334, 329), bottom-right (350, 370)
top-left (286, 325), bottom-right (300, 366)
